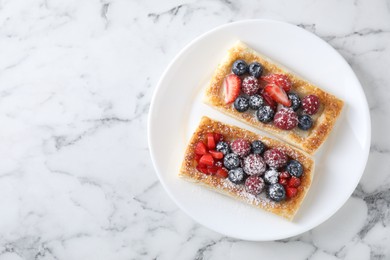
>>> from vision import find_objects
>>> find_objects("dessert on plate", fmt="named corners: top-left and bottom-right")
top-left (179, 116), bottom-right (314, 220)
top-left (204, 41), bottom-right (344, 154)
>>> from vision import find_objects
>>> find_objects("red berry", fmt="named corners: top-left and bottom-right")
top-left (194, 154), bottom-right (202, 162)
top-left (215, 168), bottom-right (228, 178)
top-left (261, 74), bottom-right (292, 92)
top-left (242, 76), bottom-right (260, 95)
top-left (261, 92), bottom-right (277, 110)
top-left (196, 165), bottom-right (209, 174)
top-left (279, 178), bottom-right (288, 186)
top-left (264, 83), bottom-right (291, 107)
top-left (243, 154), bottom-right (266, 175)
top-left (206, 133), bottom-right (216, 150)
top-left (302, 95), bottom-right (320, 115)
top-left (207, 165), bottom-right (219, 175)
top-left (215, 161), bottom-right (223, 168)
top-left (223, 74), bottom-right (242, 104)
top-left (245, 175), bottom-right (265, 195)
top-left (214, 133), bottom-right (223, 143)
top-left (199, 154), bottom-right (214, 166)
top-left (209, 150), bottom-right (224, 159)
top-left (279, 171), bottom-right (291, 179)
top-left (286, 187), bottom-right (298, 198)
top-left (263, 148), bottom-right (288, 169)
top-left (230, 139), bottom-right (251, 157)
top-left (195, 142), bottom-right (207, 155)
top-left (288, 176), bottom-right (301, 188)
top-left (273, 108), bottom-right (298, 130)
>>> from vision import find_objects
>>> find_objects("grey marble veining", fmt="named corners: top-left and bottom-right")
top-left (0, 0), bottom-right (389, 259)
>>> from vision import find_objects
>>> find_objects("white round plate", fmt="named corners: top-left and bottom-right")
top-left (148, 20), bottom-right (371, 241)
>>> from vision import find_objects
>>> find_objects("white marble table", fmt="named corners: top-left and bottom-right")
top-left (0, 0), bottom-right (389, 259)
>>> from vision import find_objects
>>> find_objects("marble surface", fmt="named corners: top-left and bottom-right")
top-left (0, 0), bottom-right (389, 259)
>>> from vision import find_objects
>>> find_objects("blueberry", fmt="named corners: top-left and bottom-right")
top-left (298, 115), bottom-right (313, 130)
top-left (234, 96), bottom-right (249, 112)
top-left (232, 60), bottom-right (248, 76)
top-left (268, 183), bottom-right (286, 202)
top-left (264, 169), bottom-right (279, 184)
top-left (249, 94), bottom-right (264, 110)
top-left (248, 62), bottom-right (264, 78)
top-left (286, 160), bottom-right (303, 177)
top-left (256, 106), bottom-right (275, 123)
top-left (251, 140), bottom-right (266, 154)
top-left (287, 93), bottom-right (301, 111)
top-left (228, 167), bottom-right (246, 184)
top-left (216, 141), bottom-right (230, 155)
top-left (223, 153), bottom-right (240, 170)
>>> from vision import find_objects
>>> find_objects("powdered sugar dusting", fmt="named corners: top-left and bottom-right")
top-left (243, 154), bottom-right (266, 175)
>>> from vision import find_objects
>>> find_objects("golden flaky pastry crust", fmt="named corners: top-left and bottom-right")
top-left (179, 117), bottom-right (314, 221)
top-left (204, 41), bottom-right (344, 154)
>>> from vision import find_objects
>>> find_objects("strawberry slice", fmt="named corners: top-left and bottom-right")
top-left (279, 178), bottom-right (288, 186)
top-left (196, 165), bottom-right (209, 174)
top-left (209, 150), bottom-right (224, 159)
top-left (261, 91), bottom-right (277, 110)
top-left (215, 168), bottom-right (228, 178)
top-left (261, 74), bottom-right (292, 92)
top-left (206, 133), bottom-right (216, 150)
top-left (264, 84), bottom-right (291, 107)
top-left (207, 165), bottom-right (219, 175)
top-left (214, 133), bottom-right (223, 143)
top-left (223, 74), bottom-right (242, 104)
top-left (194, 154), bottom-right (202, 162)
top-left (199, 153), bottom-right (214, 166)
top-left (195, 142), bottom-right (207, 155)
top-left (286, 187), bottom-right (298, 198)
top-left (288, 176), bottom-right (301, 188)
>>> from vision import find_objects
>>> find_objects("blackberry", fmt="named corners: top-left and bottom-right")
top-left (256, 106), bottom-right (275, 123)
top-left (248, 62), bottom-right (264, 78)
top-left (251, 140), bottom-right (266, 155)
top-left (286, 160), bottom-right (303, 177)
top-left (234, 96), bottom-right (249, 112)
top-left (216, 141), bottom-right (230, 155)
top-left (223, 153), bottom-right (240, 170)
top-left (268, 183), bottom-right (286, 202)
top-left (232, 60), bottom-right (248, 76)
top-left (249, 94), bottom-right (264, 110)
top-left (298, 115), bottom-right (313, 130)
top-left (228, 168), bottom-right (246, 184)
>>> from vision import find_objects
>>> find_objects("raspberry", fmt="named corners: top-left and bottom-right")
top-left (230, 139), bottom-right (251, 157)
top-left (302, 95), bottom-right (320, 115)
top-left (263, 148), bottom-right (288, 169)
top-left (273, 108), bottom-right (298, 130)
top-left (243, 154), bottom-right (266, 176)
top-left (242, 76), bottom-right (260, 95)
top-left (245, 175), bottom-right (265, 195)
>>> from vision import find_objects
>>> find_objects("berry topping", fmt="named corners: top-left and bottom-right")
top-left (279, 171), bottom-right (291, 179)
top-left (230, 139), bottom-right (251, 157)
top-left (214, 133), bottom-right (223, 143)
top-left (302, 94), bottom-right (320, 115)
top-left (288, 176), bottom-right (301, 188)
top-left (261, 74), bottom-right (292, 92)
top-left (264, 169), bottom-right (279, 184)
top-left (215, 161), bottom-right (223, 168)
top-left (273, 108), bottom-right (298, 130)
top-left (228, 167), bottom-right (246, 184)
top-left (268, 183), bottom-right (286, 202)
top-left (245, 175), bottom-right (265, 195)
top-left (223, 74), bottom-right (242, 104)
top-left (248, 62), bottom-right (264, 78)
top-left (232, 60), bottom-right (248, 76)
top-left (279, 178), bottom-right (288, 186)
top-left (286, 160), bottom-right (303, 177)
top-left (287, 93), bottom-right (301, 111)
top-left (215, 168), bottom-right (228, 178)
top-left (261, 92), bottom-right (277, 111)
top-left (234, 96), bottom-right (250, 112)
top-left (243, 154), bottom-right (266, 176)
top-left (223, 153), bottom-right (241, 169)
top-left (216, 141), bottom-right (230, 155)
top-left (199, 153), bottom-right (214, 166)
top-left (256, 106), bottom-right (275, 123)
top-left (196, 165), bottom-right (209, 174)
top-left (263, 148), bottom-right (288, 169)
top-left (195, 142), bottom-right (207, 155)
top-left (264, 83), bottom-right (292, 107)
top-left (242, 76), bottom-right (260, 95)
top-left (251, 140), bottom-right (266, 155)
top-left (207, 166), bottom-right (219, 175)
top-left (209, 150), bottom-right (224, 159)
top-left (298, 115), bottom-right (313, 130)
top-left (206, 133), bottom-right (216, 150)
top-left (249, 94), bottom-right (264, 110)
top-left (286, 187), bottom-right (298, 198)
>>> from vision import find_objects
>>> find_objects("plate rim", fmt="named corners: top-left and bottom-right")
top-left (148, 19), bottom-right (371, 241)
